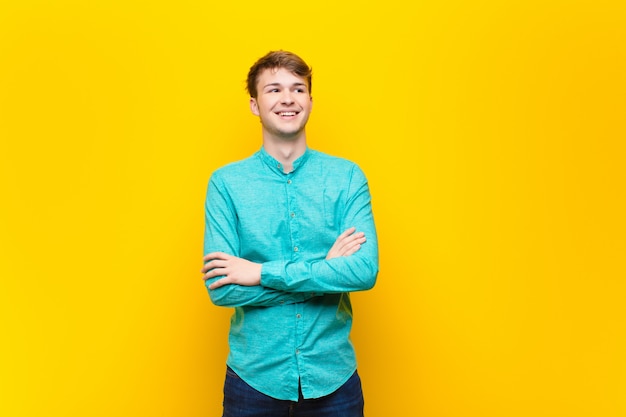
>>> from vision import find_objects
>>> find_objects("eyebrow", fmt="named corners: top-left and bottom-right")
top-left (263, 82), bottom-right (308, 89)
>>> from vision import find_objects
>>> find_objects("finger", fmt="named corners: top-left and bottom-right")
top-left (200, 259), bottom-right (226, 273)
top-left (340, 231), bottom-right (363, 244)
top-left (337, 232), bottom-right (365, 252)
top-left (343, 238), bottom-right (366, 256)
top-left (202, 252), bottom-right (229, 262)
top-left (339, 227), bottom-right (356, 238)
top-left (203, 267), bottom-right (228, 280)
top-left (208, 277), bottom-right (231, 290)
top-left (345, 235), bottom-right (366, 248)
top-left (332, 229), bottom-right (356, 247)
top-left (343, 244), bottom-right (361, 257)
top-left (338, 236), bottom-right (366, 256)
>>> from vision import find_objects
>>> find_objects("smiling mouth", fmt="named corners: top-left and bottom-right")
top-left (277, 111), bottom-right (298, 117)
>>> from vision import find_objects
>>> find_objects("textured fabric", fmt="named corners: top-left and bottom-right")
top-left (222, 366), bottom-right (364, 417)
top-left (204, 147), bottom-right (378, 401)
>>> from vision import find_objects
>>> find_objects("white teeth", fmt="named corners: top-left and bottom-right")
top-left (279, 112), bottom-right (297, 116)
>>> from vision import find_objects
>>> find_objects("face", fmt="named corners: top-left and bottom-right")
top-left (250, 67), bottom-right (313, 141)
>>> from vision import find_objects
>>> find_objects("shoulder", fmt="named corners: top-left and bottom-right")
top-left (308, 149), bottom-right (361, 172)
top-left (308, 150), bottom-right (368, 184)
top-left (305, 150), bottom-right (369, 192)
top-left (209, 153), bottom-right (261, 183)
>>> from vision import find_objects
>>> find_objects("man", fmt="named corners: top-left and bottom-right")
top-left (201, 50), bottom-right (379, 417)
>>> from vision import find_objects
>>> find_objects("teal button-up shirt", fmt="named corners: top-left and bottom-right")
top-left (203, 147), bottom-right (379, 401)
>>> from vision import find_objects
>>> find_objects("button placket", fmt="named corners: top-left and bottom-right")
top-left (286, 175), bottom-right (300, 259)
top-left (294, 303), bottom-right (304, 362)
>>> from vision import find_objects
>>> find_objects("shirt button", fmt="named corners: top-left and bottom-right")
top-left (287, 179), bottom-right (292, 184)
top-left (296, 314), bottom-right (301, 319)
top-left (290, 212), bottom-right (295, 218)
top-left (296, 349), bottom-right (300, 355)
top-left (294, 247), bottom-right (299, 252)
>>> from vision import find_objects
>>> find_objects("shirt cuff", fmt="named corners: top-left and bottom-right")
top-left (260, 260), bottom-right (286, 290)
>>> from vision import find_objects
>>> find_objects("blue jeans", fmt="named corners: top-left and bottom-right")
top-left (222, 367), bottom-right (365, 417)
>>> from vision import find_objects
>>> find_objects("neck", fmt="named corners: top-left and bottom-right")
top-left (262, 132), bottom-right (307, 173)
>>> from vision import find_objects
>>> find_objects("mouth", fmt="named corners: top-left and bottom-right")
top-left (275, 111), bottom-right (299, 118)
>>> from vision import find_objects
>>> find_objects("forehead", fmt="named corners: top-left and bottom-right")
top-left (257, 67), bottom-right (308, 88)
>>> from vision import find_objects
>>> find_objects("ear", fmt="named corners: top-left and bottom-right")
top-left (250, 97), bottom-right (259, 116)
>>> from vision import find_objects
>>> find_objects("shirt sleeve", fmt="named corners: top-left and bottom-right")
top-left (260, 165), bottom-right (379, 293)
top-left (204, 174), bottom-right (317, 307)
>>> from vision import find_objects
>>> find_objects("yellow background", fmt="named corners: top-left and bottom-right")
top-left (1, 1), bottom-right (625, 416)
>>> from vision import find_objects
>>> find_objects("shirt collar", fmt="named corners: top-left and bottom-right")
top-left (258, 146), bottom-right (311, 175)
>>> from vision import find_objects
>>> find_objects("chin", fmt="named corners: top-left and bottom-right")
top-left (277, 132), bottom-right (302, 141)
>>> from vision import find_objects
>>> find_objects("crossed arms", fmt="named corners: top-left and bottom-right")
top-left (202, 165), bottom-right (378, 308)
top-left (202, 227), bottom-right (366, 289)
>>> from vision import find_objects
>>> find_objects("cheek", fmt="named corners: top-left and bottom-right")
top-left (257, 99), bottom-right (273, 113)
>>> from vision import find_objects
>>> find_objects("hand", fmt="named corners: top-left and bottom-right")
top-left (201, 252), bottom-right (262, 290)
top-left (326, 227), bottom-right (366, 260)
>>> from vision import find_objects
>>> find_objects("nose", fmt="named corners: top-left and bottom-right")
top-left (280, 90), bottom-right (294, 104)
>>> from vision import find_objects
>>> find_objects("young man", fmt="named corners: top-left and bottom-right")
top-left (201, 50), bottom-right (379, 417)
